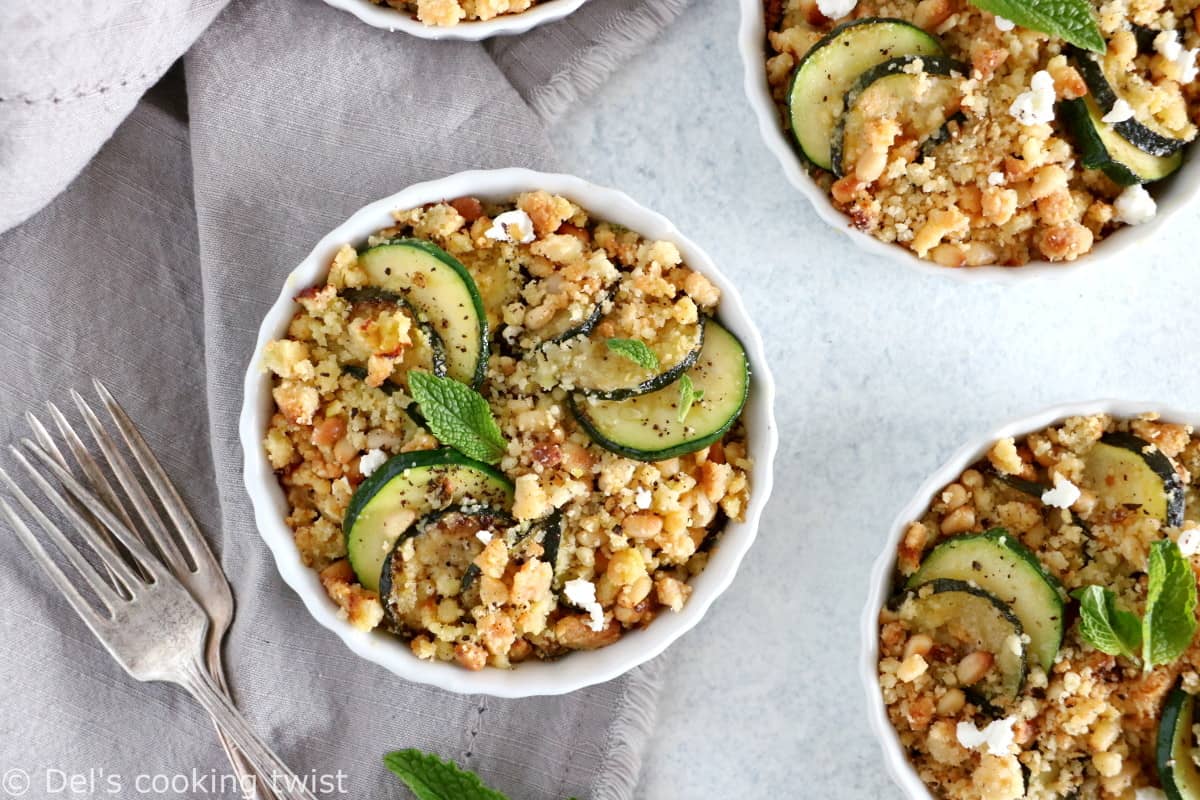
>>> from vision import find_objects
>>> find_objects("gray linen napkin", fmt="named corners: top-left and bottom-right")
top-left (0, 0), bottom-right (688, 797)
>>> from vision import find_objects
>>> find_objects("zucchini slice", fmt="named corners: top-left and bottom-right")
top-left (1061, 96), bottom-right (1183, 186)
top-left (787, 18), bottom-right (946, 171)
top-left (357, 239), bottom-right (489, 388)
top-left (343, 449), bottom-right (513, 592)
top-left (524, 285), bottom-right (616, 352)
top-left (547, 316), bottom-right (706, 401)
top-left (569, 319), bottom-right (749, 461)
top-left (339, 287), bottom-right (449, 387)
top-left (907, 528), bottom-right (1065, 670)
top-left (831, 55), bottom-right (967, 178)
top-left (896, 578), bottom-right (1028, 703)
top-left (1081, 432), bottom-right (1184, 527)
top-left (1070, 46), bottom-right (1190, 157)
top-left (379, 504), bottom-right (513, 633)
top-left (1159, 684), bottom-right (1200, 800)
top-left (460, 508), bottom-right (562, 592)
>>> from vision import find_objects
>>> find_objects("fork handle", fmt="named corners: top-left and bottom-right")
top-left (181, 660), bottom-right (320, 800)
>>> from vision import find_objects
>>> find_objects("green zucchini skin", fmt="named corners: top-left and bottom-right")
top-left (530, 284), bottom-right (616, 352)
top-left (357, 238), bottom-right (490, 388)
top-left (830, 55), bottom-right (968, 177)
top-left (1083, 432), bottom-right (1185, 527)
top-left (338, 288), bottom-right (450, 380)
top-left (1158, 684), bottom-right (1200, 800)
top-left (787, 18), bottom-right (945, 170)
top-left (1069, 46), bottom-right (1188, 157)
top-left (569, 319), bottom-right (749, 462)
top-left (1061, 96), bottom-right (1183, 185)
top-left (460, 507), bottom-right (564, 592)
top-left (560, 316), bottom-right (706, 402)
top-left (381, 504), bottom-right (513, 624)
top-left (343, 448), bottom-right (513, 591)
top-left (907, 528), bottom-right (1065, 671)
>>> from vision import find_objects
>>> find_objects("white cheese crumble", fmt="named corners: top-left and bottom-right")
top-left (485, 210), bottom-right (536, 244)
top-left (1041, 473), bottom-right (1081, 509)
top-left (956, 717), bottom-right (1018, 755)
top-left (1009, 70), bottom-right (1057, 125)
top-left (987, 171), bottom-right (1006, 186)
top-left (563, 578), bottom-right (606, 632)
top-left (1113, 184), bottom-right (1158, 225)
top-left (358, 448), bottom-right (388, 478)
top-left (1136, 789), bottom-right (1168, 800)
top-left (635, 488), bottom-right (653, 510)
top-left (816, 0), bottom-right (857, 20)
top-left (475, 530), bottom-right (494, 545)
top-left (1155, 30), bottom-right (1200, 83)
top-left (1179, 528), bottom-right (1200, 557)
top-left (1101, 98), bottom-right (1135, 123)
top-left (994, 15), bottom-right (1015, 31)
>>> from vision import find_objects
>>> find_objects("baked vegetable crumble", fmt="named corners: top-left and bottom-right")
top-left (263, 192), bottom-right (753, 670)
top-left (764, 0), bottom-right (1200, 266)
top-left (877, 413), bottom-right (1200, 798)
top-left (367, 0), bottom-right (540, 27)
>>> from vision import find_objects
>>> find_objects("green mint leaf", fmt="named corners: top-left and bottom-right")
top-left (384, 750), bottom-right (509, 800)
top-left (677, 374), bottom-right (705, 423)
top-left (1071, 585), bottom-right (1141, 660)
top-left (967, 0), bottom-right (1105, 52)
top-left (606, 338), bottom-right (659, 370)
top-left (408, 371), bottom-right (507, 464)
top-left (1144, 539), bottom-right (1199, 669)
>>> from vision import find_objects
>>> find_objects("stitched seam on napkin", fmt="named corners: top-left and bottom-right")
top-left (589, 660), bottom-right (664, 800)
top-left (0, 67), bottom-right (171, 105)
top-left (524, 0), bottom-right (690, 123)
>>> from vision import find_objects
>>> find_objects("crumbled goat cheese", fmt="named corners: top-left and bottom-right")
top-left (563, 578), bottom-right (606, 632)
top-left (1136, 789), bottom-right (1168, 800)
top-left (358, 448), bottom-right (388, 478)
top-left (1155, 30), bottom-right (1200, 83)
top-left (956, 717), bottom-right (1017, 756)
top-left (485, 210), bottom-right (536, 244)
top-left (635, 488), bottom-right (653, 509)
top-left (1114, 184), bottom-right (1158, 225)
top-left (994, 15), bottom-right (1015, 31)
top-left (1179, 528), bottom-right (1200, 557)
top-left (816, 0), bottom-right (857, 19)
top-left (1101, 98), bottom-right (1135, 123)
top-left (987, 171), bottom-right (1006, 186)
top-left (1009, 71), bottom-right (1057, 125)
top-left (1041, 473), bottom-right (1081, 508)
top-left (475, 530), bottom-right (494, 545)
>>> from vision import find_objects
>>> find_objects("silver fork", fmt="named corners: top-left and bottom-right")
top-left (23, 382), bottom-right (277, 800)
top-left (0, 414), bottom-right (316, 800)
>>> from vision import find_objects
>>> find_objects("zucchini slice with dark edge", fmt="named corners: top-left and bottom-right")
top-left (524, 285), bottom-right (616, 351)
top-left (1081, 432), bottom-right (1184, 527)
top-left (1061, 96), bottom-right (1183, 185)
top-left (356, 239), bottom-right (489, 388)
top-left (380, 504), bottom-right (514, 628)
top-left (787, 18), bottom-right (946, 171)
top-left (831, 55), bottom-right (967, 177)
top-left (896, 578), bottom-right (1028, 703)
top-left (460, 508), bottom-right (562, 592)
top-left (1070, 46), bottom-right (1189, 157)
top-left (547, 315), bottom-right (706, 401)
top-left (339, 287), bottom-right (449, 385)
top-left (343, 449), bottom-right (513, 592)
top-left (1159, 684), bottom-right (1200, 800)
top-left (569, 319), bottom-right (749, 461)
top-left (907, 528), bottom-right (1065, 670)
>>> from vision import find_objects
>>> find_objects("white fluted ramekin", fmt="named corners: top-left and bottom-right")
top-left (322, 0), bottom-right (586, 40)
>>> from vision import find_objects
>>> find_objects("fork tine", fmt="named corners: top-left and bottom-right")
top-left (13, 442), bottom-right (162, 587)
top-left (0, 467), bottom-right (125, 613)
top-left (43, 404), bottom-right (140, 536)
top-left (0, 495), bottom-right (111, 630)
top-left (92, 379), bottom-right (216, 572)
top-left (70, 390), bottom-right (191, 577)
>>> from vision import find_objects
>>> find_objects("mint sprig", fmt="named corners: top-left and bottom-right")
top-left (1073, 540), bottom-right (1198, 670)
top-left (969, 0), bottom-right (1105, 52)
top-left (408, 371), bottom-right (507, 464)
top-left (606, 338), bottom-right (659, 370)
top-left (677, 374), bottom-right (705, 423)
top-left (384, 750), bottom-right (508, 800)
top-left (1072, 585), bottom-right (1141, 660)
top-left (1144, 539), bottom-right (1198, 670)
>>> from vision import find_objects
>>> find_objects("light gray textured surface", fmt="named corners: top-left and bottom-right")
top-left (551, 0), bottom-right (1200, 796)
